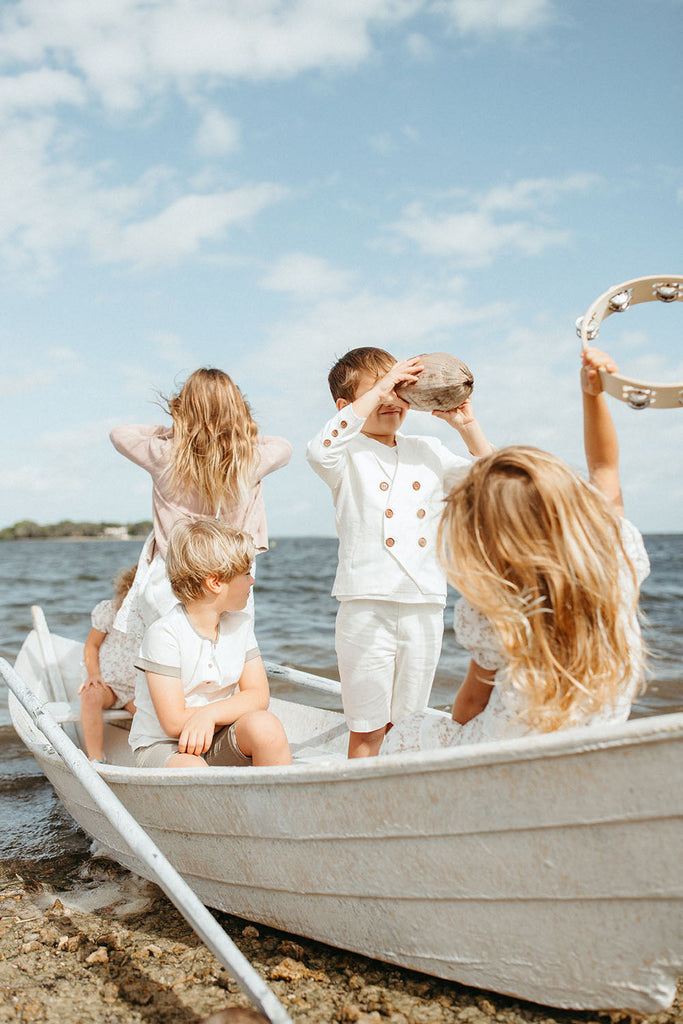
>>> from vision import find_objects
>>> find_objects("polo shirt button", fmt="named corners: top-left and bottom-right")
top-left (385, 509), bottom-right (393, 518)
top-left (386, 537), bottom-right (395, 547)
top-left (379, 481), bottom-right (389, 491)
top-left (332, 429), bottom-right (338, 437)
top-left (340, 420), bottom-right (348, 428)
top-left (418, 537), bottom-right (427, 547)
top-left (412, 481), bottom-right (421, 491)
top-left (323, 439), bottom-right (332, 447)
top-left (417, 508), bottom-right (426, 519)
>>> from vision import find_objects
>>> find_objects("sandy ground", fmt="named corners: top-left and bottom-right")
top-left (0, 857), bottom-right (680, 1024)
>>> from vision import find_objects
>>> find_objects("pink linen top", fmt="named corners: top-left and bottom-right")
top-left (110, 424), bottom-right (292, 558)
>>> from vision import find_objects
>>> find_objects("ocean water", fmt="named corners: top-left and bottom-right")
top-left (1, 535), bottom-right (682, 872)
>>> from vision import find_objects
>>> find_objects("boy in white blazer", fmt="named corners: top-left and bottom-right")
top-left (307, 346), bottom-right (495, 758)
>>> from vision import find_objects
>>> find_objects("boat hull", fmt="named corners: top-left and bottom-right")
top-left (11, 630), bottom-right (683, 1012)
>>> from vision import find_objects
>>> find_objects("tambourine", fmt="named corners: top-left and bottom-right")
top-left (576, 275), bottom-right (682, 409)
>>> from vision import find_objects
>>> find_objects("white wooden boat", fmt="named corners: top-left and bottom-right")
top-left (6, 617), bottom-right (683, 1014)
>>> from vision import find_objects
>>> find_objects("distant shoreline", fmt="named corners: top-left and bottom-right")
top-left (0, 536), bottom-right (147, 542)
top-left (0, 520), bottom-right (153, 542)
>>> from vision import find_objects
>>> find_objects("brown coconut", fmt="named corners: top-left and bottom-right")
top-left (396, 352), bottom-right (474, 411)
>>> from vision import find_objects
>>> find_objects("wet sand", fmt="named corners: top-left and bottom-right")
top-left (0, 855), bottom-right (680, 1024)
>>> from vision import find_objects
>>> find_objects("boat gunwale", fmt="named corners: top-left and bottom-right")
top-left (15, 700), bottom-right (683, 788)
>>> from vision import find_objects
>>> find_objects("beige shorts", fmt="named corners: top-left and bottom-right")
top-left (134, 722), bottom-right (252, 768)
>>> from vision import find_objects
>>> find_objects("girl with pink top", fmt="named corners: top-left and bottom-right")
top-left (110, 367), bottom-right (292, 633)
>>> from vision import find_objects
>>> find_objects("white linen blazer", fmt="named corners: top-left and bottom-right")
top-left (307, 406), bottom-right (471, 604)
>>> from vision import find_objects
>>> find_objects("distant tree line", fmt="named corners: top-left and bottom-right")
top-left (0, 520), bottom-right (153, 540)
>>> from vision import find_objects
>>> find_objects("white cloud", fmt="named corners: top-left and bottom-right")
top-left (0, 114), bottom-right (144, 278)
top-left (0, 69), bottom-right (85, 113)
top-left (242, 277), bottom-right (511, 399)
top-left (150, 332), bottom-right (197, 369)
top-left (0, 0), bottom-right (554, 114)
top-left (388, 174), bottom-right (600, 267)
top-left (405, 32), bottom-right (434, 60)
top-left (480, 174), bottom-right (600, 213)
top-left (33, 419), bottom-right (119, 453)
top-left (439, 0), bottom-right (554, 34)
top-left (0, 112), bottom-right (288, 277)
top-left (392, 206), bottom-right (569, 265)
top-left (0, 369), bottom-right (56, 398)
top-left (0, 1), bottom-right (427, 108)
top-left (260, 252), bottom-right (354, 298)
top-left (195, 108), bottom-right (241, 157)
top-left (0, 344), bottom-right (83, 398)
top-left (92, 184), bottom-right (288, 268)
top-left (370, 131), bottom-right (396, 156)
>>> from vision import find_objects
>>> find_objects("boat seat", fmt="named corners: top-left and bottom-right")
top-left (292, 747), bottom-right (346, 765)
top-left (44, 700), bottom-right (133, 726)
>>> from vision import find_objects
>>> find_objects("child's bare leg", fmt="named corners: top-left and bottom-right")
top-left (167, 752), bottom-right (207, 768)
top-left (348, 726), bottom-right (387, 758)
top-left (235, 711), bottom-right (292, 766)
top-left (79, 685), bottom-right (116, 761)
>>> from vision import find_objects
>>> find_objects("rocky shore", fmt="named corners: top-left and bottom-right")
top-left (1, 857), bottom-right (680, 1024)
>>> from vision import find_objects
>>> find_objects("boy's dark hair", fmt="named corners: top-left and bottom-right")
top-left (328, 347), bottom-right (395, 403)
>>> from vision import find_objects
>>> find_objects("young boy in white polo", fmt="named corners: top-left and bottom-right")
top-left (130, 519), bottom-right (292, 769)
top-left (307, 346), bottom-right (494, 759)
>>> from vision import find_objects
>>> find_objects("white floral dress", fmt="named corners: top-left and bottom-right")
top-left (90, 599), bottom-right (144, 707)
top-left (381, 518), bottom-right (650, 754)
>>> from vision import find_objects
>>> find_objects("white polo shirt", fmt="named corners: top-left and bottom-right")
top-left (130, 603), bottom-right (260, 751)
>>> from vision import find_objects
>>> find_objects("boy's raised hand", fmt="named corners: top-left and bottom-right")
top-left (351, 356), bottom-right (423, 419)
top-left (374, 356), bottom-right (423, 403)
top-left (433, 398), bottom-right (495, 457)
top-left (581, 347), bottom-right (618, 396)
top-left (432, 398), bottom-right (476, 429)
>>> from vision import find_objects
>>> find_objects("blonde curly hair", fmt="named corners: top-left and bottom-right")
top-left (438, 446), bottom-right (646, 732)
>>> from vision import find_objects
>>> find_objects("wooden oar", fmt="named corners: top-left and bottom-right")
top-left (0, 657), bottom-right (293, 1024)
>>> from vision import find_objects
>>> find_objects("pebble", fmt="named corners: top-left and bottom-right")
top-left (85, 945), bottom-right (109, 964)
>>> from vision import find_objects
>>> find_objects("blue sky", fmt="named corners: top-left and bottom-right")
top-left (0, 0), bottom-right (681, 535)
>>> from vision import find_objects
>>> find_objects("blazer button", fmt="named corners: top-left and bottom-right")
top-left (418, 537), bottom-right (427, 547)
top-left (386, 537), bottom-right (395, 547)
top-left (340, 420), bottom-right (348, 428)
top-left (417, 508), bottom-right (426, 519)
top-left (379, 481), bottom-right (389, 491)
top-left (385, 509), bottom-right (393, 518)
top-left (332, 429), bottom-right (338, 437)
top-left (323, 439), bottom-right (332, 447)
top-left (412, 481), bottom-right (421, 491)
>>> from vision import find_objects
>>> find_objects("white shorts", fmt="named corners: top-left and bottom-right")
top-left (335, 599), bottom-right (444, 733)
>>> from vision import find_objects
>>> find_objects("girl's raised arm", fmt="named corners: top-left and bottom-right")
top-left (581, 347), bottom-right (624, 516)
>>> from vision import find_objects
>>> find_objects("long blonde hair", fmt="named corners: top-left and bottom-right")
top-left (438, 447), bottom-right (645, 732)
top-left (165, 368), bottom-right (259, 513)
